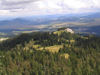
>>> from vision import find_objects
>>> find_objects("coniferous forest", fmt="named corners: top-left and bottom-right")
top-left (0, 28), bottom-right (100, 75)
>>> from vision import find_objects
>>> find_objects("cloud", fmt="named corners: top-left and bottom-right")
top-left (1, 0), bottom-right (38, 5)
top-left (0, 0), bottom-right (100, 16)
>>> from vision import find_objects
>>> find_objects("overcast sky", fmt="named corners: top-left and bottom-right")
top-left (0, 0), bottom-right (100, 17)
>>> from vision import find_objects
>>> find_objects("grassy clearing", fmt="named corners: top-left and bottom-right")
top-left (38, 45), bottom-right (63, 53)
top-left (68, 40), bottom-right (75, 42)
top-left (65, 40), bottom-right (75, 43)
top-left (23, 40), bottom-right (35, 50)
top-left (15, 39), bottom-right (70, 57)
top-left (63, 39), bottom-right (75, 43)
top-left (25, 40), bottom-right (35, 47)
top-left (53, 30), bottom-right (67, 36)
top-left (33, 45), bottom-right (41, 48)
top-left (60, 53), bottom-right (69, 59)
top-left (81, 37), bottom-right (88, 39)
top-left (60, 38), bottom-right (75, 43)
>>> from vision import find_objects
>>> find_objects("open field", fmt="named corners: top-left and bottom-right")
top-left (38, 45), bottom-right (63, 53)
top-left (23, 43), bottom-right (63, 53)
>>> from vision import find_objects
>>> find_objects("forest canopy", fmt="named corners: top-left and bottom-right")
top-left (0, 28), bottom-right (100, 75)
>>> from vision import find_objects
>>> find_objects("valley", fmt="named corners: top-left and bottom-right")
top-left (0, 13), bottom-right (100, 37)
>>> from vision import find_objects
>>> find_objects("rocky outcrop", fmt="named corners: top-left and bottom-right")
top-left (65, 28), bottom-right (74, 33)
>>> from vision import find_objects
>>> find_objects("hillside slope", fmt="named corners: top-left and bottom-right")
top-left (0, 28), bottom-right (100, 75)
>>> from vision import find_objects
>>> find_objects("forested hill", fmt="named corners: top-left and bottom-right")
top-left (0, 28), bottom-right (100, 75)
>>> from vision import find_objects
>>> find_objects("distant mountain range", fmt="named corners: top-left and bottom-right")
top-left (0, 12), bottom-right (100, 37)
top-left (81, 12), bottom-right (100, 19)
top-left (0, 12), bottom-right (99, 28)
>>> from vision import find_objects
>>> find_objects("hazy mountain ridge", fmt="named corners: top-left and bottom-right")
top-left (81, 12), bottom-right (100, 19)
top-left (0, 12), bottom-right (100, 27)
top-left (0, 12), bottom-right (100, 37)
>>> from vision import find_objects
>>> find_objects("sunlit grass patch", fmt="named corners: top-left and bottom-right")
top-left (66, 40), bottom-right (75, 42)
top-left (38, 45), bottom-right (63, 53)
top-left (60, 53), bottom-right (69, 59)
top-left (53, 30), bottom-right (67, 36)
top-left (33, 45), bottom-right (41, 48)
top-left (25, 40), bottom-right (35, 47)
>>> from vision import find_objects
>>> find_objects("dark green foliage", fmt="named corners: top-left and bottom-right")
top-left (60, 32), bottom-right (77, 40)
top-left (75, 36), bottom-right (100, 49)
top-left (0, 33), bottom-right (31, 51)
top-left (34, 32), bottom-right (59, 46)
top-left (57, 27), bottom-right (67, 31)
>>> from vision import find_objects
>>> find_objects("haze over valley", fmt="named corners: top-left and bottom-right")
top-left (0, 12), bottom-right (100, 37)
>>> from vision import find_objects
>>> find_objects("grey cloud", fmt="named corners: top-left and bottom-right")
top-left (3, 6), bottom-right (25, 10)
top-left (0, 4), bottom-right (25, 10)
top-left (1, 0), bottom-right (40, 6)
top-left (0, 0), bottom-right (40, 10)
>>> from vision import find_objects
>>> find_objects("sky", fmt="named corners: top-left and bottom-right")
top-left (0, 0), bottom-right (100, 17)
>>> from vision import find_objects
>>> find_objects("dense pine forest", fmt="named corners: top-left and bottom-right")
top-left (0, 27), bottom-right (100, 75)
